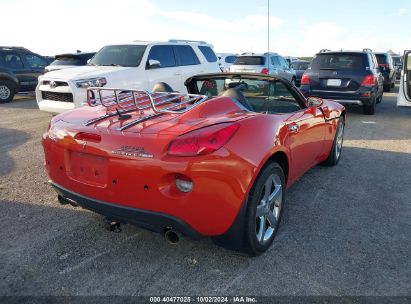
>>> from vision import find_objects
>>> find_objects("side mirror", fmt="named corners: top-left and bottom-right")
top-left (307, 97), bottom-right (324, 108)
top-left (147, 59), bottom-right (161, 69)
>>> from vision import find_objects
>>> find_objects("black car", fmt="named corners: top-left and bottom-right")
top-left (300, 49), bottom-right (384, 115)
top-left (45, 52), bottom-right (96, 72)
top-left (291, 60), bottom-right (310, 86)
top-left (0, 46), bottom-right (48, 103)
top-left (374, 52), bottom-right (396, 91)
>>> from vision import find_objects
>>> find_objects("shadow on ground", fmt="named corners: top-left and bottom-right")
top-left (0, 128), bottom-right (31, 176)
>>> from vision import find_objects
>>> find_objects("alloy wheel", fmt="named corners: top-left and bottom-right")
top-left (255, 173), bottom-right (283, 244)
top-left (335, 121), bottom-right (344, 159)
top-left (0, 85), bottom-right (11, 100)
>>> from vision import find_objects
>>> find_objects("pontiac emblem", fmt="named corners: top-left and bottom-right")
top-left (82, 141), bottom-right (87, 150)
top-left (112, 145), bottom-right (153, 158)
top-left (50, 81), bottom-right (57, 89)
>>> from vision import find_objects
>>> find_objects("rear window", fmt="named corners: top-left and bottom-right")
top-left (310, 54), bottom-right (365, 70)
top-left (225, 55), bottom-right (237, 63)
top-left (51, 56), bottom-right (83, 66)
top-left (375, 54), bottom-right (388, 65)
top-left (292, 62), bottom-right (309, 70)
top-left (198, 46), bottom-right (217, 62)
top-left (234, 56), bottom-right (266, 65)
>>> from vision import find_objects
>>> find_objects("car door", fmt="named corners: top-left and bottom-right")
top-left (0, 52), bottom-right (33, 91)
top-left (284, 107), bottom-right (326, 182)
top-left (21, 53), bottom-right (48, 90)
top-left (397, 50), bottom-right (411, 107)
top-left (174, 45), bottom-right (202, 92)
top-left (145, 45), bottom-right (183, 92)
top-left (269, 81), bottom-right (326, 182)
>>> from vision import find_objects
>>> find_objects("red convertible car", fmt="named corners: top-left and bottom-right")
top-left (42, 73), bottom-right (345, 255)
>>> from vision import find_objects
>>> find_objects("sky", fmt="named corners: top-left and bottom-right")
top-left (1, 0), bottom-right (410, 57)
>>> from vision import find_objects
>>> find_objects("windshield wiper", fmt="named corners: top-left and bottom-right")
top-left (320, 67), bottom-right (339, 70)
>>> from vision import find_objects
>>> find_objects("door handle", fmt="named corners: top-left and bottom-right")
top-left (173, 72), bottom-right (182, 76)
top-left (288, 124), bottom-right (299, 133)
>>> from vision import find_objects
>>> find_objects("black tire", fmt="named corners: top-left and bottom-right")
top-left (243, 162), bottom-right (285, 256)
top-left (321, 117), bottom-right (344, 166)
top-left (391, 81), bottom-right (395, 88)
top-left (363, 97), bottom-right (376, 115)
top-left (0, 79), bottom-right (15, 103)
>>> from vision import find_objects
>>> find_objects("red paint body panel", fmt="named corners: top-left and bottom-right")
top-left (42, 94), bottom-right (344, 236)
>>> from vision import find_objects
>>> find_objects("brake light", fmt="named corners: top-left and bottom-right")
top-left (168, 123), bottom-right (240, 156)
top-left (378, 63), bottom-right (389, 68)
top-left (301, 74), bottom-right (310, 85)
top-left (361, 75), bottom-right (376, 86)
top-left (261, 68), bottom-right (269, 74)
top-left (74, 132), bottom-right (101, 142)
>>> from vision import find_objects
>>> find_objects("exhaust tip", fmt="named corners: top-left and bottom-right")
top-left (164, 229), bottom-right (181, 244)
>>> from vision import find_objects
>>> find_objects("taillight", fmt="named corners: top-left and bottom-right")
top-left (361, 75), bottom-right (376, 86)
top-left (168, 123), bottom-right (240, 157)
top-left (74, 132), bottom-right (101, 142)
top-left (261, 68), bottom-right (269, 74)
top-left (301, 74), bottom-right (310, 85)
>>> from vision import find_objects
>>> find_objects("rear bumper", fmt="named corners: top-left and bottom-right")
top-left (51, 182), bottom-right (203, 239)
top-left (300, 86), bottom-right (375, 106)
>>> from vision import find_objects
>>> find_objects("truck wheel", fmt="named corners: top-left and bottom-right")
top-left (0, 80), bottom-right (15, 103)
top-left (243, 162), bottom-right (285, 256)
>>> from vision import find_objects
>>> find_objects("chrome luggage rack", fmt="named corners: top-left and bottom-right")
top-left (84, 88), bottom-right (208, 131)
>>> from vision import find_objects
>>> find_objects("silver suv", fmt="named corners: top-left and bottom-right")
top-left (229, 52), bottom-right (296, 85)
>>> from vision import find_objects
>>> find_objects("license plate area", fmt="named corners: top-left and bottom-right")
top-left (327, 79), bottom-right (342, 86)
top-left (68, 151), bottom-right (108, 187)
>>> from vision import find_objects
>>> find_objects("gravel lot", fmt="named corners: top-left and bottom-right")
top-left (0, 88), bottom-right (410, 296)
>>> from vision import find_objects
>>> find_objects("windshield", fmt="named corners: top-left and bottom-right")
top-left (234, 56), bottom-right (266, 65)
top-left (310, 53), bottom-right (365, 70)
top-left (375, 54), bottom-right (388, 65)
top-left (89, 45), bottom-right (146, 67)
top-left (191, 76), bottom-right (302, 114)
top-left (292, 62), bottom-right (310, 70)
top-left (51, 56), bottom-right (82, 66)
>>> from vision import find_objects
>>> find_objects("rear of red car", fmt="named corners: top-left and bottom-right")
top-left (42, 96), bottom-right (259, 238)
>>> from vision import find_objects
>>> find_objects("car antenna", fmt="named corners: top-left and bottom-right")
top-left (116, 108), bottom-right (131, 120)
top-left (267, 0), bottom-right (271, 107)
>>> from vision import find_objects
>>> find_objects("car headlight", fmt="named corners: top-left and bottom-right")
top-left (75, 77), bottom-right (107, 88)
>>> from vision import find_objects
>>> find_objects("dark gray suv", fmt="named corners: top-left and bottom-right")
top-left (0, 46), bottom-right (48, 103)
